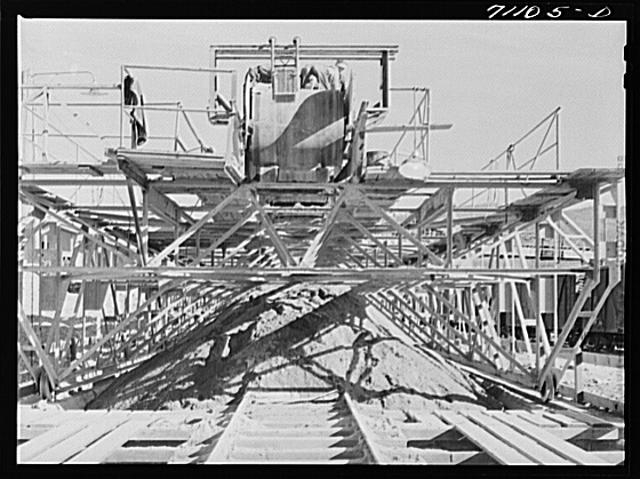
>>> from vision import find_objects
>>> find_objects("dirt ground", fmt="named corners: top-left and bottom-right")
top-left (89, 283), bottom-right (498, 414)
top-left (555, 358), bottom-right (624, 403)
top-left (83, 282), bottom-right (626, 463)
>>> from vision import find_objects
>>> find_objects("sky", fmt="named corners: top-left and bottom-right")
top-left (19, 19), bottom-right (626, 173)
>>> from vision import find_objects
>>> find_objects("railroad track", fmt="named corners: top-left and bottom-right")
top-left (17, 387), bottom-right (624, 464)
top-left (206, 389), bottom-right (378, 464)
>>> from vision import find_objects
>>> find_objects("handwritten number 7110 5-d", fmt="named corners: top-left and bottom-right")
top-left (487, 5), bottom-right (611, 19)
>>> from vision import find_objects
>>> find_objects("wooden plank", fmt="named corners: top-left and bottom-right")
top-left (206, 392), bottom-right (254, 463)
top-left (344, 393), bottom-right (383, 464)
top-left (45, 410), bottom-right (112, 427)
top-left (66, 417), bottom-right (155, 463)
top-left (18, 424), bottom-right (53, 441)
top-left (507, 410), bottom-right (561, 428)
top-left (541, 410), bottom-right (588, 427)
top-left (128, 428), bottom-right (192, 442)
top-left (489, 412), bottom-right (608, 465)
top-left (463, 411), bottom-right (571, 465)
top-left (593, 450), bottom-right (625, 465)
top-left (435, 411), bottom-right (536, 465)
top-left (28, 412), bottom-right (131, 463)
top-left (557, 408), bottom-right (619, 428)
top-left (17, 405), bottom-right (64, 425)
top-left (18, 420), bottom-right (91, 462)
top-left (102, 446), bottom-right (176, 464)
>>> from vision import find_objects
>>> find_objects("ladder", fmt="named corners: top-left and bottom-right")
top-left (269, 37), bottom-right (300, 102)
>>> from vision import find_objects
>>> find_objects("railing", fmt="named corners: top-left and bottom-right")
top-left (461, 107), bottom-right (561, 209)
top-left (19, 66), bottom-right (240, 167)
top-left (118, 64), bottom-right (238, 151)
top-left (388, 87), bottom-right (431, 166)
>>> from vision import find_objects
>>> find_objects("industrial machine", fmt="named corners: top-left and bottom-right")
top-left (210, 37), bottom-right (398, 185)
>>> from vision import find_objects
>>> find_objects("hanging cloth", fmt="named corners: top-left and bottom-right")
top-left (124, 74), bottom-right (147, 147)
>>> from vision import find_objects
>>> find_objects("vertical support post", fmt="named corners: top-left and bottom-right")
top-left (425, 89), bottom-right (430, 166)
top-left (42, 87), bottom-right (49, 161)
top-left (616, 155), bottom-right (624, 274)
top-left (142, 188), bottom-right (149, 262)
top-left (510, 284), bottom-right (515, 355)
top-left (593, 182), bottom-right (601, 281)
top-left (534, 277), bottom-right (541, 375)
top-left (535, 222), bottom-right (540, 269)
top-left (398, 234), bottom-right (402, 259)
top-left (555, 110), bottom-right (560, 170)
top-left (412, 89), bottom-right (417, 157)
top-left (173, 102), bottom-right (181, 151)
top-left (417, 226), bottom-right (423, 267)
top-left (381, 50), bottom-right (389, 108)
top-left (37, 224), bottom-right (42, 338)
top-left (383, 241), bottom-right (388, 268)
top-left (446, 188), bottom-right (453, 267)
top-left (119, 65), bottom-right (124, 148)
top-left (574, 350), bottom-right (584, 403)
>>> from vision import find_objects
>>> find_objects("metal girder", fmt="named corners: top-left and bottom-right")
top-left (147, 186), bottom-right (245, 267)
top-left (337, 234), bottom-right (383, 267)
top-left (546, 217), bottom-right (590, 263)
top-left (536, 278), bottom-right (596, 388)
top-left (249, 190), bottom-right (296, 267)
top-left (340, 211), bottom-right (404, 266)
top-left (20, 189), bottom-right (135, 262)
top-left (146, 186), bottom-right (195, 228)
top-left (299, 189), bottom-right (349, 267)
top-left (419, 282), bottom-right (530, 375)
top-left (116, 157), bottom-right (148, 188)
top-left (58, 279), bottom-right (184, 380)
top-left (216, 228), bottom-right (265, 267)
top-left (189, 207), bottom-right (257, 265)
top-left (402, 186), bottom-right (452, 228)
top-left (553, 278), bottom-right (621, 385)
top-left (126, 179), bottom-right (147, 266)
top-left (18, 303), bottom-right (59, 385)
top-left (354, 188), bottom-right (445, 266)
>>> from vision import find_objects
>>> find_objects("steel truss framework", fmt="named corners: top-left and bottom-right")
top-left (17, 56), bottom-right (625, 408)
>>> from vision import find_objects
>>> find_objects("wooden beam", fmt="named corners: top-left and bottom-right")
top-left (146, 186), bottom-right (194, 228)
top-left (536, 278), bottom-right (596, 388)
top-left (20, 190), bottom-right (134, 262)
top-left (126, 179), bottom-right (147, 266)
top-left (489, 413), bottom-right (608, 465)
top-left (66, 417), bottom-right (156, 464)
top-left (435, 411), bottom-right (536, 465)
top-left (147, 186), bottom-right (243, 267)
top-left (355, 189), bottom-right (445, 266)
top-left (340, 211), bottom-right (403, 266)
top-left (18, 303), bottom-right (58, 384)
top-left (58, 279), bottom-right (184, 380)
top-left (402, 186), bottom-right (451, 228)
top-left (249, 191), bottom-right (296, 267)
top-left (189, 207), bottom-right (256, 265)
top-left (349, 101), bottom-right (369, 182)
top-left (299, 190), bottom-right (348, 267)
top-left (338, 234), bottom-right (383, 267)
top-left (419, 282), bottom-right (530, 375)
top-left (463, 411), bottom-right (571, 465)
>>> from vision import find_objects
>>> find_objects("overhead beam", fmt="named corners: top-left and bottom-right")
top-left (146, 186), bottom-right (195, 228)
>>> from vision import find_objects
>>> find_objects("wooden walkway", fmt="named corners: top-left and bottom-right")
top-left (17, 399), bottom-right (624, 465)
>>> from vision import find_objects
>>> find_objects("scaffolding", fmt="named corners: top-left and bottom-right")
top-left (18, 40), bottom-right (624, 412)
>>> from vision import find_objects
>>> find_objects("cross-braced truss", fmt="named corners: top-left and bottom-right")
top-left (17, 58), bottom-right (625, 408)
